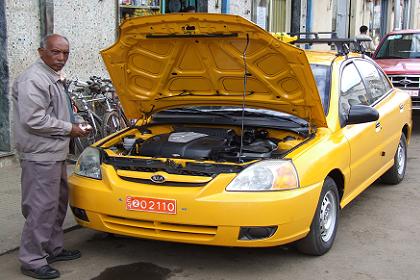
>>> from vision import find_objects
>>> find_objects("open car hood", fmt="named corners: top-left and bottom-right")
top-left (101, 14), bottom-right (327, 127)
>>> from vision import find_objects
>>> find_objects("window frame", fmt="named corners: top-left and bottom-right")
top-left (310, 63), bottom-right (332, 117)
top-left (338, 59), bottom-right (370, 127)
top-left (353, 58), bottom-right (393, 107)
top-left (338, 58), bottom-right (394, 127)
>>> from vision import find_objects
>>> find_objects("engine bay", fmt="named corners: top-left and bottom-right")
top-left (102, 125), bottom-right (306, 164)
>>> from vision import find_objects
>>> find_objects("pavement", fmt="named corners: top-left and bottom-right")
top-left (0, 160), bottom-right (77, 255)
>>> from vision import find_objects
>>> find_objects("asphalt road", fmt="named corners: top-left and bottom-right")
top-left (2, 112), bottom-right (419, 280)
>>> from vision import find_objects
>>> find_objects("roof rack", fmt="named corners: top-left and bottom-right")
top-left (288, 32), bottom-right (372, 56)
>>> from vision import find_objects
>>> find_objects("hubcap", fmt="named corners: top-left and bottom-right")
top-left (319, 190), bottom-right (337, 242)
top-left (396, 141), bottom-right (406, 176)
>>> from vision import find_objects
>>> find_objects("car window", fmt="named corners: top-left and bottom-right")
top-left (339, 63), bottom-right (368, 121)
top-left (310, 64), bottom-right (331, 114)
top-left (375, 33), bottom-right (420, 59)
top-left (376, 67), bottom-right (393, 91)
top-left (355, 60), bottom-right (390, 103)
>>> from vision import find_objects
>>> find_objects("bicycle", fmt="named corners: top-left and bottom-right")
top-left (67, 77), bottom-right (130, 159)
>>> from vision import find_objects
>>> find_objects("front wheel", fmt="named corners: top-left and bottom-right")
top-left (380, 133), bottom-right (407, 185)
top-left (297, 177), bottom-right (340, 256)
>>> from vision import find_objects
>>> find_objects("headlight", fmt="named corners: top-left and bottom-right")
top-left (74, 147), bottom-right (102, 179)
top-left (226, 160), bottom-right (299, 192)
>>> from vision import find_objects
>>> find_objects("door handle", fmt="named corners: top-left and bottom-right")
top-left (375, 121), bottom-right (382, 132)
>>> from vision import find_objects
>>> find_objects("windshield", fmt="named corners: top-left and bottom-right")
top-left (376, 33), bottom-right (420, 59)
top-left (310, 64), bottom-right (331, 114)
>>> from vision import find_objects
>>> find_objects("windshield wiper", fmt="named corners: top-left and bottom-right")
top-left (237, 111), bottom-right (309, 128)
top-left (164, 108), bottom-right (236, 120)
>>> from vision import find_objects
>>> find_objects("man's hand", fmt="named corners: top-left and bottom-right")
top-left (70, 124), bottom-right (91, 137)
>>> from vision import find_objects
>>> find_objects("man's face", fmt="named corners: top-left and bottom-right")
top-left (38, 36), bottom-right (70, 72)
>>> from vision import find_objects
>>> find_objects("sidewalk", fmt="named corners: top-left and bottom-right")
top-left (0, 160), bottom-right (77, 255)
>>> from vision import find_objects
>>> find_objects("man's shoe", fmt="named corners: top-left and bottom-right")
top-left (21, 265), bottom-right (60, 279)
top-left (47, 249), bottom-right (81, 264)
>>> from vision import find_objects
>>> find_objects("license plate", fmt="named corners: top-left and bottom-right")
top-left (126, 196), bottom-right (177, 214)
top-left (404, 89), bottom-right (419, 97)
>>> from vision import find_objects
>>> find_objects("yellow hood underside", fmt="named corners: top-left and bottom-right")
top-left (101, 13), bottom-right (327, 127)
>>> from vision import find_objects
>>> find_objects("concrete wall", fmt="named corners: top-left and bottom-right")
top-left (349, 0), bottom-right (372, 37)
top-left (3, 0), bottom-right (117, 157)
top-left (0, 1), bottom-right (10, 152)
top-left (310, 0), bottom-right (334, 50)
top-left (205, 0), bottom-right (252, 19)
top-left (230, 0), bottom-right (252, 20)
top-left (5, 1), bottom-right (40, 90)
top-left (54, 0), bottom-right (117, 80)
top-left (312, 0), bottom-right (334, 33)
top-left (208, 0), bottom-right (222, 13)
top-left (6, 0), bottom-right (117, 83)
top-left (411, 0), bottom-right (420, 29)
top-left (4, 0), bottom-right (40, 152)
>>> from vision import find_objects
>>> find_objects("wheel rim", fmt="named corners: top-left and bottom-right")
top-left (104, 116), bottom-right (120, 136)
top-left (319, 190), bottom-right (337, 242)
top-left (396, 141), bottom-right (406, 176)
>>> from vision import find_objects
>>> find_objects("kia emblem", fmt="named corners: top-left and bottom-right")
top-left (151, 174), bottom-right (166, 183)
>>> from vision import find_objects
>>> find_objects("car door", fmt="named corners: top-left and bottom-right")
top-left (339, 61), bottom-right (386, 202)
top-left (354, 60), bottom-right (403, 169)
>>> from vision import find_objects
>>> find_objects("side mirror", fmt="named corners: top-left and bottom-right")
top-left (346, 105), bottom-right (379, 125)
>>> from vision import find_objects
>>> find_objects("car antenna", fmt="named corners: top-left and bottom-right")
top-left (239, 33), bottom-right (250, 162)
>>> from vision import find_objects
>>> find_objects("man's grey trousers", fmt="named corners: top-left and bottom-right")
top-left (19, 160), bottom-right (68, 269)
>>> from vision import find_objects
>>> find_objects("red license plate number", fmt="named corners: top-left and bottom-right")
top-left (126, 196), bottom-right (177, 214)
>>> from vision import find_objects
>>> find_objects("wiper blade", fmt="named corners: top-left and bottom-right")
top-left (164, 108), bottom-right (236, 120)
top-left (238, 111), bottom-right (309, 127)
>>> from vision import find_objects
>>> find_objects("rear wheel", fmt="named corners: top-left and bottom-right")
top-left (380, 133), bottom-right (407, 185)
top-left (297, 176), bottom-right (339, 256)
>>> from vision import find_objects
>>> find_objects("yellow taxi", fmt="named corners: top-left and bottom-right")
top-left (68, 14), bottom-right (412, 255)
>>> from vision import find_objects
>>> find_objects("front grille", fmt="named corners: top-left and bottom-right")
top-left (116, 165), bottom-right (214, 177)
top-left (388, 75), bottom-right (420, 109)
top-left (388, 75), bottom-right (420, 89)
top-left (104, 156), bottom-right (244, 177)
top-left (119, 176), bottom-right (209, 187)
top-left (102, 215), bottom-right (217, 241)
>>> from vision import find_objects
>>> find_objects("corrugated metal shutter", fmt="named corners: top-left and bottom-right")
top-left (270, 0), bottom-right (286, 32)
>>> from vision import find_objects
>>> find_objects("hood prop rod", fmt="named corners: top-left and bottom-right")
top-left (238, 33), bottom-right (250, 162)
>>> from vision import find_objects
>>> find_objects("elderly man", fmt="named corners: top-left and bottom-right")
top-left (12, 34), bottom-right (89, 279)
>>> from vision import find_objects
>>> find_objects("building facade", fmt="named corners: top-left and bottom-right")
top-left (0, 0), bottom-right (419, 163)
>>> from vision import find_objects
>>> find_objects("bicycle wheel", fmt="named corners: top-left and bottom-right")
top-left (76, 111), bottom-right (104, 146)
top-left (73, 136), bottom-right (87, 159)
top-left (102, 110), bottom-right (127, 136)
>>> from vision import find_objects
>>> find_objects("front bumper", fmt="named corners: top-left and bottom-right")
top-left (68, 164), bottom-right (323, 247)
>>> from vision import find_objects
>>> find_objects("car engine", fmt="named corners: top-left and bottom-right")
top-left (122, 127), bottom-right (278, 162)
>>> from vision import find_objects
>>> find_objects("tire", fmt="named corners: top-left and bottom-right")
top-left (102, 111), bottom-right (127, 136)
top-left (297, 177), bottom-right (340, 256)
top-left (380, 133), bottom-right (407, 185)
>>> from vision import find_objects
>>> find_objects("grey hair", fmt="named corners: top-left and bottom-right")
top-left (40, 34), bottom-right (69, 48)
